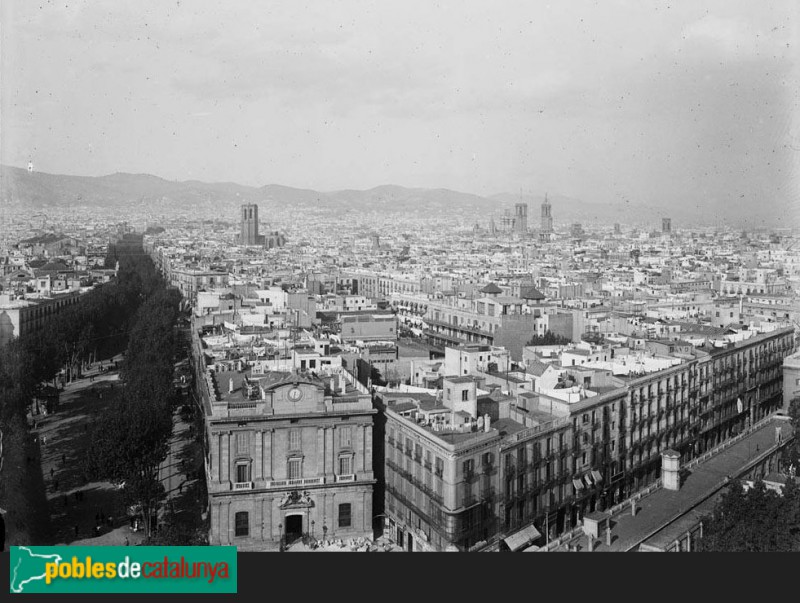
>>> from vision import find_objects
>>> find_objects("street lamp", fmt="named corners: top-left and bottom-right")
top-left (278, 523), bottom-right (283, 552)
top-left (311, 519), bottom-right (315, 540)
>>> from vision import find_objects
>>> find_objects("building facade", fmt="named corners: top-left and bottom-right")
top-left (0, 291), bottom-right (81, 346)
top-left (240, 203), bottom-right (259, 246)
top-left (540, 195), bottom-right (553, 242)
top-left (195, 327), bottom-right (377, 550)
top-left (382, 326), bottom-right (795, 551)
top-left (514, 203), bottom-right (528, 237)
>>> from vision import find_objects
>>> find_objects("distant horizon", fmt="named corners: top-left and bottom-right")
top-left (1, 162), bottom-right (585, 203)
top-left (3, 1), bottom-right (796, 221)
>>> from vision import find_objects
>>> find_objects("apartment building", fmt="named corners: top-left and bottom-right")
top-left (0, 290), bottom-right (82, 346)
top-left (381, 326), bottom-right (795, 551)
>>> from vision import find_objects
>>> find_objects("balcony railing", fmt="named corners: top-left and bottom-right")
top-left (233, 481), bottom-right (253, 491)
top-left (335, 474), bottom-right (356, 483)
top-left (266, 476), bottom-right (326, 489)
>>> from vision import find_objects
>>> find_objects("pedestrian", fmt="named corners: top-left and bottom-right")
top-left (42, 435), bottom-right (47, 445)
top-left (179, 482), bottom-right (183, 494)
top-left (125, 537), bottom-right (129, 546)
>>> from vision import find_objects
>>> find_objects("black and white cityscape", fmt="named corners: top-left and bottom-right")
top-left (1, 1), bottom-right (799, 554)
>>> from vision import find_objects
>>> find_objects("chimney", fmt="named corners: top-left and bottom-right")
top-left (484, 414), bottom-right (491, 432)
top-left (228, 377), bottom-right (234, 394)
top-left (340, 375), bottom-right (346, 395)
top-left (330, 377), bottom-right (335, 392)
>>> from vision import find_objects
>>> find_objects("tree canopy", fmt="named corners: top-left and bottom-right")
top-left (526, 330), bottom-right (572, 346)
top-left (697, 397), bottom-right (800, 551)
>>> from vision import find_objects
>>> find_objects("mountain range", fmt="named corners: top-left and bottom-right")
top-left (0, 165), bottom-right (772, 228)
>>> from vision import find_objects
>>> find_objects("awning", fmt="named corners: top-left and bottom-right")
top-left (504, 524), bottom-right (542, 552)
top-left (584, 474), bottom-right (594, 488)
top-left (591, 470), bottom-right (604, 484)
top-left (573, 478), bottom-right (585, 492)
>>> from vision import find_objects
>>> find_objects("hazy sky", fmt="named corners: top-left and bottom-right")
top-left (2, 1), bottom-right (798, 210)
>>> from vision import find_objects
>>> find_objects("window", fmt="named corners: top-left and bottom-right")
top-left (339, 426), bottom-right (353, 448)
top-left (288, 458), bottom-right (302, 479)
top-left (236, 462), bottom-right (250, 483)
top-left (461, 389), bottom-right (469, 401)
top-left (236, 432), bottom-right (249, 455)
top-left (338, 455), bottom-right (352, 475)
top-left (235, 512), bottom-right (249, 537)
top-left (581, 453), bottom-right (587, 465)
top-left (463, 458), bottom-right (474, 476)
top-left (582, 414), bottom-right (588, 424)
top-left (289, 429), bottom-right (302, 452)
top-left (434, 457), bottom-right (444, 477)
top-left (338, 503), bottom-right (352, 528)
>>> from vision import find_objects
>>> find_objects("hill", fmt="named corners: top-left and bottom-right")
top-left (1, 165), bottom-right (782, 227)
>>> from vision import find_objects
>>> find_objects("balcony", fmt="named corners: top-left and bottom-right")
top-left (233, 481), bottom-right (253, 491)
top-left (335, 474), bottom-right (356, 483)
top-left (266, 476), bottom-right (326, 489)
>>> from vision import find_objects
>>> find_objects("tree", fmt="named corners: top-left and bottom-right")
top-left (526, 330), bottom-right (571, 346)
top-left (370, 366), bottom-right (387, 387)
top-left (697, 479), bottom-right (795, 552)
top-left (82, 237), bottom-right (180, 540)
top-left (781, 397), bottom-right (800, 474)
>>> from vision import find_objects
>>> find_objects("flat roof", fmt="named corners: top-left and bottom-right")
top-left (445, 376), bottom-right (475, 384)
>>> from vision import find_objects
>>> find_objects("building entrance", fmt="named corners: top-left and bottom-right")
top-left (285, 514), bottom-right (303, 545)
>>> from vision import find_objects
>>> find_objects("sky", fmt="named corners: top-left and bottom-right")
top-left (2, 0), bottom-right (798, 214)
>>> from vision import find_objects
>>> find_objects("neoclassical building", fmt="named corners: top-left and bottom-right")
top-left (196, 353), bottom-right (376, 550)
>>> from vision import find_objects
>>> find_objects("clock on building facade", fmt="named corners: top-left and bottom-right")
top-left (287, 386), bottom-right (303, 402)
